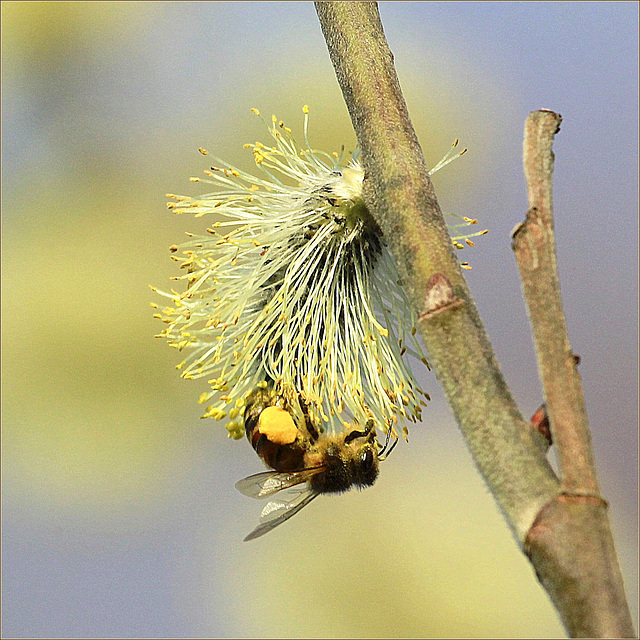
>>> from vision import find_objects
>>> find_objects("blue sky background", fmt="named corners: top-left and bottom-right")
top-left (2, 2), bottom-right (637, 637)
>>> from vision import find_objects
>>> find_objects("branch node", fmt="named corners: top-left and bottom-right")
top-left (420, 273), bottom-right (464, 319)
top-left (511, 207), bottom-right (544, 248)
top-left (530, 404), bottom-right (553, 449)
top-left (524, 493), bottom-right (609, 560)
top-left (558, 491), bottom-right (608, 508)
top-left (510, 219), bottom-right (527, 242)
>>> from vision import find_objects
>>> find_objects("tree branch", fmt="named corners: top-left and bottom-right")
top-left (314, 1), bottom-right (558, 542)
top-left (513, 110), bottom-right (635, 638)
top-left (315, 3), bottom-right (635, 637)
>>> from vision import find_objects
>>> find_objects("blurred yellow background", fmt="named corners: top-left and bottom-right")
top-left (2, 2), bottom-right (637, 637)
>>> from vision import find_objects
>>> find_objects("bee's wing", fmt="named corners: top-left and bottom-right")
top-left (235, 468), bottom-right (322, 499)
top-left (243, 486), bottom-right (319, 542)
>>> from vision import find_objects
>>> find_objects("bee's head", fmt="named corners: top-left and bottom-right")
top-left (342, 419), bottom-right (379, 488)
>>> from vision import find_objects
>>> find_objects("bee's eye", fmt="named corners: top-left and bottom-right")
top-left (360, 448), bottom-right (374, 470)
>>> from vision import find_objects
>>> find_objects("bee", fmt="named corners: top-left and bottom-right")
top-left (235, 386), bottom-right (398, 541)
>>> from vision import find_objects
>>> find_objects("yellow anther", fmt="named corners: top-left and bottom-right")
top-left (198, 147), bottom-right (209, 155)
top-left (251, 108), bottom-right (260, 115)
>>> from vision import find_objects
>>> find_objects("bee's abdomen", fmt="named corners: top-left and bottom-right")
top-left (244, 388), bottom-right (307, 472)
top-left (253, 435), bottom-right (307, 472)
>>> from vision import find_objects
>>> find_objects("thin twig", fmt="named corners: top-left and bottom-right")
top-left (514, 111), bottom-right (599, 495)
top-left (513, 110), bottom-right (635, 638)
